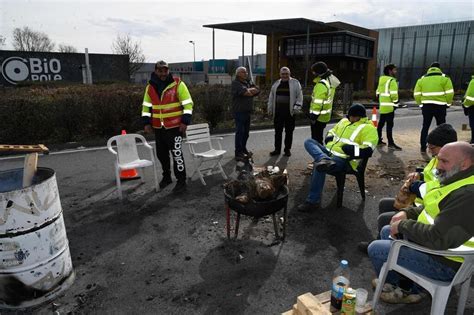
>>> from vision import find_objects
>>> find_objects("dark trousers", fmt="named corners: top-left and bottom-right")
top-left (377, 198), bottom-right (397, 235)
top-left (469, 109), bottom-right (474, 143)
top-left (154, 127), bottom-right (186, 182)
top-left (420, 105), bottom-right (447, 149)
top-left (274, 113), bottom-right (295, 152)
top-left (310, 120), bottom-right (327, 144)
top-left (234, 111), bottom-right (251, 155)
top-left (377, 112), bottom-right (395, 144)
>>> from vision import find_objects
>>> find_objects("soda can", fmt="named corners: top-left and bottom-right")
top-left (341, 287), bottom-right (357, 315)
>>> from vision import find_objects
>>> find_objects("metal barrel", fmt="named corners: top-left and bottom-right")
top-left (0, 167), bottom-right (74, 309)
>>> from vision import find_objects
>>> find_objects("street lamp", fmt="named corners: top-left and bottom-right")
top-left (189, 40), bottom-right (195, 71)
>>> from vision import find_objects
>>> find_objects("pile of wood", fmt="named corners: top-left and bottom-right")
top-left (224, 169), bottom-right (288, 203)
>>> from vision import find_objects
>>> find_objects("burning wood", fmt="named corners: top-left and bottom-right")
top-left (224, 169), bottom-right (288, 203)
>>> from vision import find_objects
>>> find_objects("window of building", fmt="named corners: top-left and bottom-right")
top-left (285, 39), bottom-right (295, 56)
top-left (314, 37), bottom-right (330, 54)
top-left (295, 39), bottom-right (309, 55)
top-left (331, 35), bottom-right (343, 54)
top-left (350, 37), bottom-right (359, 55)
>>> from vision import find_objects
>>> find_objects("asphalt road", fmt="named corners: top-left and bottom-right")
top-left (0, 107), bottom-right (472, 314)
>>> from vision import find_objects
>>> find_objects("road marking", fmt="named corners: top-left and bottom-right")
top-left (0, 109), bottom-right (464, 161)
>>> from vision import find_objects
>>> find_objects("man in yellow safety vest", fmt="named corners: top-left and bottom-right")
top-left (368, 141), bottom-right (474, 304)
top-left (462, 75), bottom-right (474, 143)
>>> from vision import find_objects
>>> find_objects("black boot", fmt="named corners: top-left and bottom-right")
top-left (159, 176), bottom-right (172, 189)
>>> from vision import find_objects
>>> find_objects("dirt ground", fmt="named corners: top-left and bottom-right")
top-left (4, 127), bottom-right (474, 315)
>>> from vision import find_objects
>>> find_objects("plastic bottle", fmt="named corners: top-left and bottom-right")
top-left (331, 260), bottom-right (350, 311)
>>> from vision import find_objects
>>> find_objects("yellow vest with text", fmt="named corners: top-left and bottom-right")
top-left (417, 175), bottom-right (474, 262)
top-left (325, 117), bottom-right (378, 170)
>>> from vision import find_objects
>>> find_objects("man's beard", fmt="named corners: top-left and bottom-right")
top-left (437, 165), bottom-right (461, 184)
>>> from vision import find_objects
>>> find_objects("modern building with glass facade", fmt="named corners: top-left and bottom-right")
top-left (377, 20), bottom-right (473, 89)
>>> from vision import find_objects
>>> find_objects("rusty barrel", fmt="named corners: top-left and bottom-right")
top-left (0, 167), bottom-right (74, 309)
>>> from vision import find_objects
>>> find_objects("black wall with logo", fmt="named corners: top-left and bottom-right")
top-left (0, 50), bottom-right (129, 86)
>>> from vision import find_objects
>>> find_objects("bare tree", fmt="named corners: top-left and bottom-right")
top-left (58, 44), bottom-right (78, 53)
top-left (12, 26), bottom-right (55, 52)
top-left (111, 33), bottom-right (145, 77)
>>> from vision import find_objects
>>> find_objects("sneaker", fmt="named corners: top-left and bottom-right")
top-left (357, 241), bottom-right (371, 254)
top-left (296, 201), bottom-right (320, 213)
top-left (371, 278), bottom-right (397, 292)
top-left (378, 140), bottom-right (387, 146)
top-left (314, 158), bottom-right (337, 172)
top-left (244, 150), bottom-right (253, 157)
top-left (307, 162), bottom-right (314, 170)
top-left (388, 143), bottom-right (402, 151)
top-left (269, 150), bottom-right (280, 156)
top-left (159, 177), bottom-right (173, 189)
top-left (284, 149), bottom-right (292, 157)
top-left (380, 286), bottom-right (426, 304)
top-left (172, 181), bottom-right (187, 193)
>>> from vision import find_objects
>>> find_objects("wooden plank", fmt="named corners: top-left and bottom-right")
top-left (297, 293), bottom-right (331, 315)
top-left (313, 291), bottom-right (372, 314)
top-left (281, 310), bottom-right (294, 315)
top-left (22, 153), bottom-right (38, 188)
top-left (0, 144), bottom-right (49, 154)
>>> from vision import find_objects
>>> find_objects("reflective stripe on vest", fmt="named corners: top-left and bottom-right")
top-left (147, 78), bottom-right (183, 129)
top-left (329, 123), bottom-right (367, 158)
top-left (418, 175), bottom-right (474, 262)
top-left (311, 79), bottom-right (332, 114)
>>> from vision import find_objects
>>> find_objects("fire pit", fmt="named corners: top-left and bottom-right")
top-left (224, 185), bottom-right (288, 240)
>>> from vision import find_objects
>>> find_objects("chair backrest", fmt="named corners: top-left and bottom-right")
top-left (185, 123), bottom-right (212, 148)
top-left (107, 134), bottom-right (141, 164)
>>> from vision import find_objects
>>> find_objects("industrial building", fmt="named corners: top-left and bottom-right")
top-left (376, 20), bottom-right (473, 89)
top-left (204, 18), bottom-right (378, 91)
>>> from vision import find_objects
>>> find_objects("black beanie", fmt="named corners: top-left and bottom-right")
top-left (426, 123), bottom-right (457, 147)
top-left (430, 61), bottom-right (440, 68)
top-left (311, 61), bottom-right (328, 76)
top-left (348, 103), bottom-right (367, 118)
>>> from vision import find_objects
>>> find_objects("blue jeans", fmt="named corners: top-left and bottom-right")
top-left (234, 112), bottom-right (251, 155)
top-left (368, 225), bottom-right (457, 293)
top-left (304, 139), bottom-right (349, 204)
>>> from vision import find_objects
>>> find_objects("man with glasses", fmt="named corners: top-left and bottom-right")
top-left (267, 67), bottom-right (303, 157)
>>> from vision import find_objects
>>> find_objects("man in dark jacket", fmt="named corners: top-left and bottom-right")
top-left (231, 66), bottom-right (260, 161)
top-left (368, 141), bottom-right (474, 304)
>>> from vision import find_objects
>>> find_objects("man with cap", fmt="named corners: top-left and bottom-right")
top-left (297, 104), bottom-right (378, 212)
top-left (358, 123), bottom-right (458, 253)
top-left (141, 60), bottom-right (194, 193)
top-left (308, 61), bottom-right (340, 145)
top-left (414, 62), bottom-right (454, 152)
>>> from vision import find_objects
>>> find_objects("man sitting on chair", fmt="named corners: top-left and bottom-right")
top-left (368, 141), bottom-right (474, 304)
top-left (297, 104), bottom-right (378, 212)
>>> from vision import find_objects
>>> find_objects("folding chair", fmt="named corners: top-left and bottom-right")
top-left (373, 239), bottom-right (474, 315)
top-left (107, 133), bottom-right (159, 199)
top-left (185, 123), bottom-right (227, 185)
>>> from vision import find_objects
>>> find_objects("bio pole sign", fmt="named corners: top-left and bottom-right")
top-left (1, 56), bottom-right (63, 85)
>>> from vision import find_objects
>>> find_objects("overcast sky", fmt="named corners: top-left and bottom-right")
top-left (1, 0), bottom-right (473, 63)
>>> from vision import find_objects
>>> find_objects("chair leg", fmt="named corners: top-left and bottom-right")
top-left (372, 262), bottom-right (389, 311)
top-left (456, 276), bottom-right (472, 315)
top-left (357, 173), bottom-right (366, 200)
top-left (335, 173), bottom-right (346, 208)
top-left (430, 287), bottom-right (451, 315)
top-left (115, 165), bottom-right (123, 200)
top-left (152, 164), bottom-right (159, 192)
top-left (218, 160), bottom-right (228, 180)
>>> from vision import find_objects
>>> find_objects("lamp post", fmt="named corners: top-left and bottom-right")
top-left (189, 40), bottom-right (195, 71)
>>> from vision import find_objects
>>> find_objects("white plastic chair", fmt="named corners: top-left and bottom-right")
top-left (107, 134), bottom-right (159, 199)
top-left (373, 239), bottom-right (474, 315)
top-left (185, 123), bottom-right (227, 185)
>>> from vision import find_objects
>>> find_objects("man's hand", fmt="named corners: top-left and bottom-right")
top-left (144, 124), bottom-right (153, 134)
top-left (293, 103), bottom-right (302, 112)
top-left (390, 220), bottom-right (402, 239)
top-left (406, 172), bottom-right (420, 181)
top-left (390, 211), bottom-right (407, 224)
top-left (179, 123), bottom-right (187, 133)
